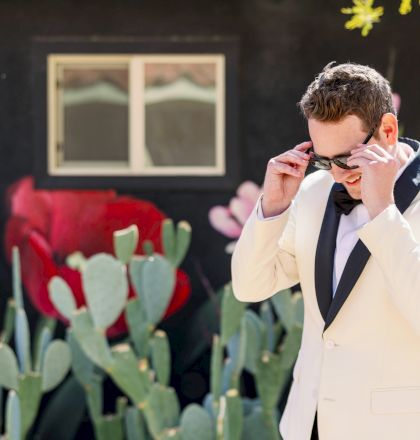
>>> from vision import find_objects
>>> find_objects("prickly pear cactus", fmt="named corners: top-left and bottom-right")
top-left (5, 390), bottom-right (21, 440)
top-left (204, 285), bottom-right (303, 440)
top-left (0, 247), bottom-right (71, 440)
top-left (47, 220), bottom-right (192, 440)
top-left (32, 215), bottom-right (301, 440)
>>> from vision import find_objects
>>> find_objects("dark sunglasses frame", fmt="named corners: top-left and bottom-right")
top-left (309, 127), bottom-right (376, 170)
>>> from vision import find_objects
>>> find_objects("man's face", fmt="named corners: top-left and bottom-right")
top-left (308, 115), bottom-right (380, 200)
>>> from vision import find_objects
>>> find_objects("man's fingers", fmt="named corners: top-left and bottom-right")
top-left (273, 149), bottom-right (311, 165)
top-left (346, 156), bottom-right (376, 168)
top-left (352, 144), bottom-right (388, 157)
top-left (350, 150), bottom-right (385, 162)
top-left (268, 142), bottom-right (311, 178)
top-left (289, 149), bottom-right (311, 161)
top-left (284, 151), bottom-right (310, 166)
top-left (294, 141), bottom-right (313, 152)
top-left (268, 159), bottom-right (303, 177)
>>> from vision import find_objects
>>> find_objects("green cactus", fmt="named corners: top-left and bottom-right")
top-left (124, 406), bottom-right (148, 440)
top-left (125, 298), bottom-right (151, 359)
top-left (161, 427), bottom-right (183, 439)
top-left (239, 397), bottom-right (260, 418)
top-left (110, 344), bottom-right (152, 404)
top-left (32, 316), bottom-right (57, 366)
top-left (180, 403), bottom-right (214, 440)
top-left (141, 383), bottom-right (180, 438)
top-left (142, 240), bottom-right (155, 256)
top-left (0, 344), bottom-right (19, 390)
top-left (2, 224), bottom-right (306, 440)
top-left (54, 220), bottom-right (192, 439)
top-left (162, 219), bottom-right (176, 264)
top-left (162, 219), bottom-right (192, 268)
top-left (225, 317), bottom-right (247, 391)
top-left (5, 220), bottom-right (191, 440)
top-left (95, 415), bottom-right (125, 440)
top-left (82, 253), bottom-right (129, 329)
top-left (210, 334), bottom-right (223, 416)
top-left (5, 390), bottom-right (21, 440)
top-left (66, 271), bottom-right (300, 440)
top-left (220, 284), bottom-right (247, 346)
top-left (255, 351), bottom-right (285, 412)
top-left (92, 395), bottom-right (127, 440)
top-left (221, 359), bottom-right (235, 396)
top-left (18, 374), bottom-right (43, 438)
top-left (85, 373), bottom-right (104, 425)
top-left (260, 301), bottom-right (275, 352)
top-left (41, 340), bottom-right (72, 392)
top-left (270, 290), bottom-right (304, 331)
top-left (278, 325), bottom-right (303, 371)
top-left (68, 329), bottom-right (127, 440)
top-left (0, 248), bottom-right (72, 439)
top-left (12, 247), bottom-right (23, 309)
top-left (150, 330), bottom-right (171, 387)
top-left (70, 308), bottom-right (114, 369)
top-left (34, 326), bottom-right (52, 372)
top-left (71, 309), bottom-right (151, 405)
top-left (4, 223), bottom-right (306, 440)
top-left (67, 329), bottom-right (98, 389)
top-left (15, 308), bottom-right (31, 375)
top-left (173, 221), bottom-right (192, 268)
top-left (242, 405), bottom-right (280, 440)
top-left (208, 283), bottom-right (303, 440)
top-left (129, 254), bottom-right (175, 325)
top-left (223, 389), bottom-right (243, 440)
top-left (113, 224), bottom-right (139, 264)
top-left (243, 310), bottom-right (264, 375)
top-left (48, 276), bottom-right (77, 320)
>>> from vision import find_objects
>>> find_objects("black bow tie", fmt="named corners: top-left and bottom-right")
top-left (332, 187), bottom-right (363, 215)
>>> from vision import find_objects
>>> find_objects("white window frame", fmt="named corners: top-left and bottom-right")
top-left (47, 54), bottom-right (226, 176)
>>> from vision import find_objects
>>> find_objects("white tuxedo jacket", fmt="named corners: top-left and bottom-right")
top-left (231, 138), bottom-right (420, 439)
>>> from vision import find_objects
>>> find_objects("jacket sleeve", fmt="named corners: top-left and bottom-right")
top-left (358, 202), bottom-right (420, 335)
top-left (231, 193), bottom-right (299, 302)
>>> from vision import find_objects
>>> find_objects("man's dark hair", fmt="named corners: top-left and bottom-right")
top-left (298, 62), bottom-right (395, 136)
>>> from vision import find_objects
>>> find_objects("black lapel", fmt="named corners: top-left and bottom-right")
top-left (323, 137), bottom-right (420, 332)
top-left (314, 185), bottom-right (341, 322)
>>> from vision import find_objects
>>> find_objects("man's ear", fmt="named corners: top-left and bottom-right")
top-left (379, 113), bottom-right (398, 145)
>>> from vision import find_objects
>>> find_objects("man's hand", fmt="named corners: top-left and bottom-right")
top-left (261, 141), bottom-right (312, 217)
top-left (347, 143), bottom-right (399, 219)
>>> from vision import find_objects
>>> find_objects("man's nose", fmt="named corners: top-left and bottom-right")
top-left (329, 164), bottom-right (351, 183)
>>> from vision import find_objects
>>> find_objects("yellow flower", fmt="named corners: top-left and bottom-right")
top-left (399, 0), bottom-right (412, 14)
top-left (341, 0), bottom-right (384, 36)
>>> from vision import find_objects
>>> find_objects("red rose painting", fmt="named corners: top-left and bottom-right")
top-left (4, 177), bottom-right (191, 337)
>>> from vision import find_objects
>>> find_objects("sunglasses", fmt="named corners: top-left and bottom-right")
top-left (309, 127), bottom-right (376, 170)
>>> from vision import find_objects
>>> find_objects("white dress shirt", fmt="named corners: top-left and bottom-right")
top-left (257, 144), bottom-right (416, 297)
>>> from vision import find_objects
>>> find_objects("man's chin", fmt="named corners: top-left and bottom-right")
top-left (343, 184), bottom-right (362, 200)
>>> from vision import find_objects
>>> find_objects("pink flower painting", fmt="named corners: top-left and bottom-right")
top-left (209, 181), bottom-right (262, 253)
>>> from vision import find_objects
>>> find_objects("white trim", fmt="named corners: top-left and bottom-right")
top-left (47, 54), bottom-right (226, 176)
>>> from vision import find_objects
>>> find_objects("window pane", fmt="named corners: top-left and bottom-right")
top-left (144, 62), bottom-right (217, 167)
top-left (59, 65), bottom-right (129, 165)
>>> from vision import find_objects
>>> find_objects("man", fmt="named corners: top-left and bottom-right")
top-left (231, 62), bottom-right (420, 440)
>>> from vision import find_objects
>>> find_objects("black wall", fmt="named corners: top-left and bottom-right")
top-left (0, 0), bottom-right (418, 433)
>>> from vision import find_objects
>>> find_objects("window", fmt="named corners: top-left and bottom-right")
top-left (49, 54), bottom-right (225, 176)
top-left (33, 38), bottom-right (238, 190)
